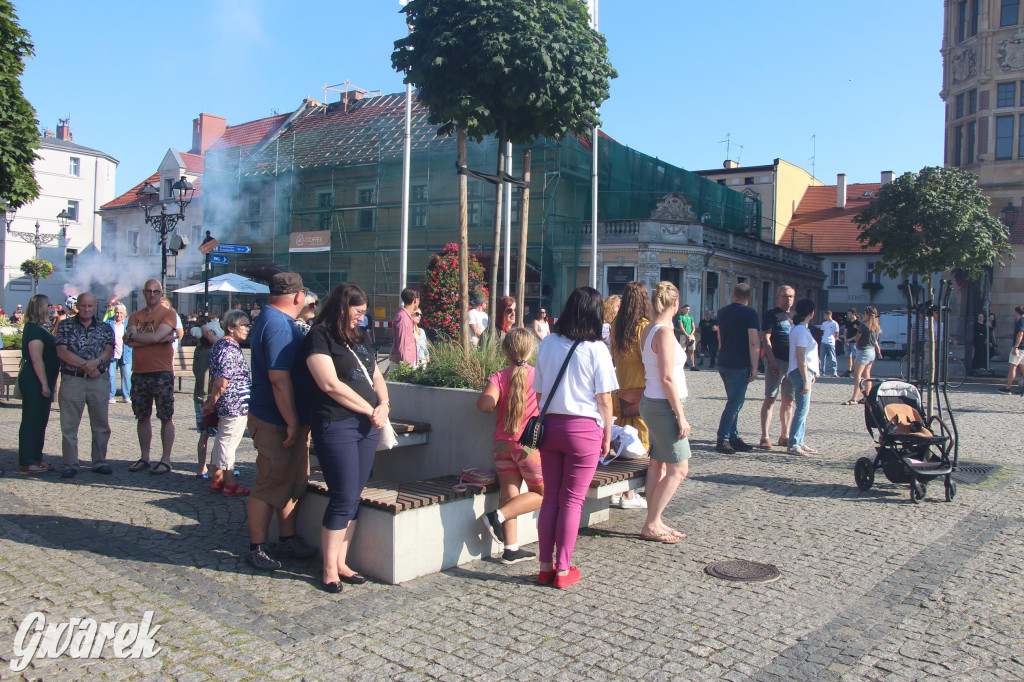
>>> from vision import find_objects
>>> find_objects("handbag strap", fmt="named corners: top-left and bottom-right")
top-left (538, 340), bottom-right (582, 420)
top-left (344, 342), bottom-right (375, 387)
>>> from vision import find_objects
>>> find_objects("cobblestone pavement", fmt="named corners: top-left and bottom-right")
top-left (1, 365), bottom-right (1022, 680)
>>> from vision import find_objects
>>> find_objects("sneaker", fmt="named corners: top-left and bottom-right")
top-left (776, 436), bottom-right (789, 447)
top-left (274, 536), bottom-right (318, 560)
top-left (90, 464), bottom-right (113, 475)
top-left (758, 438), bottom-right (773, 450)
top-left (617, 494), bottom-right (647, 509)
top-left (501, 548), bottom-right (537, 565)
top-left (553, 566), bottom-right (582, 589)
top-left (246, 545), bottom-right (282, 571)
top-left (999, 386), bottom-right (1012, 393)
top-left (108, 398), bottom-right (116, 404)
top-left (690, 366), bottom-right (700, 372)
top-left (787, 444), bottom-right (810, 456)
top-left (715, 440), bottom-right (735, 454)
top-left (481, 510), bottom-right (505, 544)
top-left (60, 467), bottom-right (77, 479)
top-left (729, 438), bottom-right (754, 452)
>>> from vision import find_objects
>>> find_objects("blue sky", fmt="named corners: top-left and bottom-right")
top-left (17, 0), bottom-right (943, 196)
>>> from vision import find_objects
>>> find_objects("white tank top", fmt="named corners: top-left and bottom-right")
top-left (642, 323), bottom-right (688, 400)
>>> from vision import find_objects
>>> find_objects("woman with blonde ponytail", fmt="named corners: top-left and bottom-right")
top-left (477, 328), bottom-right (544, 565)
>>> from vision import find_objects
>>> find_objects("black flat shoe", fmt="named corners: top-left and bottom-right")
top-left (340, 573), bottom-right (366, 585)
top-left (321, 580), bottom-right (343, 593)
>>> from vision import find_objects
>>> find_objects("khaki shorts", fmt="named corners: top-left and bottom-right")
top-left (1010, 348), bottom-right (1024, 367)
top-left (764, 357), bottom-right (795, 399)
top-left (248, 414), bottom-right (311, 509)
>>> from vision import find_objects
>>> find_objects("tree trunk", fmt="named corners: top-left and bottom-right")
top-left (516, 149), bottom-right (532, 328)
top-left (458, 129), bottom-right (470, 352)
top-left (488, 126), bottom-right (506, 337)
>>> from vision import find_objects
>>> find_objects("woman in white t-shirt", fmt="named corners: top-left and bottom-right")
top-left (637, 282), bottom-right (692, 544)
top-left (468, 295), bottom-right (488, 346)
top-left (533, 287), bottom-right (619, 589)
top-left (787, 299), bottom-right (820, 456)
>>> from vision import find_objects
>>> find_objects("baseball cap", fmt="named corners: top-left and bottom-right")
top-left (269, 272), bottom-right (304, 296)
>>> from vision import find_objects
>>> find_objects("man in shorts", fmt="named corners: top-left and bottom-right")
top-left (125, 279), bottom-right (179, 474)
top-left (842, 309), bottom-right (859, 377)
top-left (1000, 305), bottom-right (1024, 394)
top-left (759, 285), bottom-right (795, 450)
top-left (246, 272), bottom-right (317, 571)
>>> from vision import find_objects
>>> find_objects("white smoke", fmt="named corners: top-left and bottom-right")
top-left (63, 242), bottom-right (205, 304)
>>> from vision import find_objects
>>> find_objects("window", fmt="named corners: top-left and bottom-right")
top-left (358, 209), bottom-right (374, 232)
top-left (245, 222), bottom-right (261, 238)
top-left (247, 196), bottom-right (261, 218)
top-left (744, 176), bottom-right (755, 185)
top-left (468, 202), bottom-right (481, 227)
top-left (971, 0), bottom-right (981, 35)
top-left (830, 262), bottom-right (846, 287)
top-left (163, 179), bottom-right (173, 199)
top-left (65, 248), bottom-right (77, 269)
top-left (127, 230), bottom-right (140, 256)
top-left (955, 93), bottom-right (965, 119)
top-left (957, 1), bottom-right (968, 42)
top-left (1002, 0), bottom-right (1019, 26)
top-left (191, 225), bottom-right (203, 249)
top-left (68, 157), bottom-right (80, 176)
top-left (411, 184), bottom-right (428, 201)
top-left (606, 266), bottom-right (635, 296)
top-left (412, 205), bottom-right (427, 228)
top-left (66, 200), bottom-right (79, 221)
top-left (717, 179), bottom-right (726, 186)
top-left (968, 88), bottom-right (978, 114)
top-left (968, 121), bottom-right (977, 163)
top-left (996, 116), bottom-right (1014, 159)
top-left (318, 212), bottom-right (332, 231)
top-left (998, 82), bottom-right (1016, 108)
top-left (954, 125), bottom-right (964, 166)
top-left (316, 191), bottom-right (333, 209)
top-left (1017, 115), bottom-right (1024, 159)
top-left (357, 187), bottom-right (376, 204)
top-left (866, 262), bottom-right (881, 285)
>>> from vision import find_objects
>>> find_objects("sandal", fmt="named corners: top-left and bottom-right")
top-left (20, 464), bottom-right (49, 474)
top-left (128, 459), bottom-right (150, 472)
top-left (209, 480), bottom-right (225, 493)
top-left (36, 461), bottom-right (54, 471)
top-left (222, 483), bottom-right (251, 497)
top-left (841, 399), bottom-right (857, 405)
top-left (149, 461), bottom-right (172, 475)
top-left (639, 531), bottom-right (681, 544)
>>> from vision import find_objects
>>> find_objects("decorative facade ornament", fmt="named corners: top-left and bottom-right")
top-left (668, 257), bottom-right (679, 267)
top-left (650, 192), bottom-right (698, 223)
top-left (687, 253), bottom-right (705, 269)
top-left (615, 255), bottom-right (625, 266)
top-left (951, 47), bottom-right (978, 82)
top-left (687, 278), bottom-right (699, 294)
top-left (997, 31), bottom-right (1024, 72)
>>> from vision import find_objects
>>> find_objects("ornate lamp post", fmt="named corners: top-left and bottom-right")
top-left (136, 176), bottom-right (195, 293)
top-left (5, 207), bottom-right (72, 294)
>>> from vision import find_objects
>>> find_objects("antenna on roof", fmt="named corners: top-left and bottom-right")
top-left (736, 144), bottom-right (744, 165)
top-left (809, 133), bottom-right (816, 180)
top-left (719, 133), bottom-right (731, 162)
top-left (322, 81), bottom-right (383, 112)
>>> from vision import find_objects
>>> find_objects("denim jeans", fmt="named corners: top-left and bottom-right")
top-left (789, 371), bottom-right (815, 446)
top-left (109, 356), bottom-right (131, 399)
top-left (717, 368), bottom-right (750, 442)
top-left (819, 343), bottom-right (837, 376)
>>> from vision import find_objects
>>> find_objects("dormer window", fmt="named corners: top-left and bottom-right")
top-left (163, 179), bottom-right (174, 199)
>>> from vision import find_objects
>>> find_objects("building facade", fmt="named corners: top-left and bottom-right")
top-left (2, 123), bottom-right (117, 309)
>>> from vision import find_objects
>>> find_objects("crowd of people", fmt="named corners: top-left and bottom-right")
top-left (11, 269), bottom-right (1023, 593)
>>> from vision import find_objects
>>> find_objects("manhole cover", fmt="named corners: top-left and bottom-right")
top-left (952, 463), bottom-right (1000, 485)
top-left (704, 559), bottom-right (781, 583)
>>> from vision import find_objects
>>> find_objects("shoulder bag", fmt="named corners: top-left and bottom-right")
top-left (519, 340), bottom-right (582, 449)
top-left (345, 343), bottom-right (398, 450)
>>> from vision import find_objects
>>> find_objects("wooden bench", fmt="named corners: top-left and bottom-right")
top-left (0, 349), bottom-right (22, 400)
top-left (172, 346), bottom-right (195, 392)
top-left (289, 452), bottom-right (647, 584)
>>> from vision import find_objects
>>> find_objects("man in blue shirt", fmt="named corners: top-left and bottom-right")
top-left (246, 272), bottom-right (317, 570)
top-left (714, 283), bottom-right (761, 454)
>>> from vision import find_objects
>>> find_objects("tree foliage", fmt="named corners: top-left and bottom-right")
top-left (0, 1), bottom-right (41, 209)
top-left (20, 258), bottom-right (53, 282)
top-left (854, 166), bottom-right (1012, 281)
top-left (420, 243), bottom-right (488, 339)
top-left (392, 0), bottom-right (617, 144)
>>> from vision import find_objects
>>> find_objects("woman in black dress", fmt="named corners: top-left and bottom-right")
top-left (19, 295), bottom-right (59, 473)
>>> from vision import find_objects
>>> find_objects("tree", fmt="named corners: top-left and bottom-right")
top-left (420, 243), bottom-right (488, 340)
top-left (20, 258), bottom-right (53, 295)
top-left (854, 166), bottom-right (1011, 282)
top-left (393, 0), bottom-right (616, 346)
top-left (0, 1), bottom-right (41, 209)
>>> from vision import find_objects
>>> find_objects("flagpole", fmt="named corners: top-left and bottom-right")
top-left (589, 0), bottom-right (599, 290)
top-left (399, 0), bottom-right (412, 292)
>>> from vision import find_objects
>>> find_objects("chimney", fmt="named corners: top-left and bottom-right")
top-left (56, 119), bottom-right (72, 141)
top-left (881, 170), bottom-right (894, 184)
top-left (191, 113), bottom-right (227, 154)
top-left (723, 160), bottom-right (739, 169)
top-left (836, 173), bottom-right (847, 209)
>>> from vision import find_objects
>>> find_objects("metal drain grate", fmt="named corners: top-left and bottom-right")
top-left (952, 463), bottom-right (1000, 485)
top-left (704, 560), bottom-right (781, 583)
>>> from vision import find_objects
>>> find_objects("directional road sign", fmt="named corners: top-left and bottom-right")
top-left (214, 244), bottom-right (252, 254)
top-left (210, 254), bottom-right (229, 265)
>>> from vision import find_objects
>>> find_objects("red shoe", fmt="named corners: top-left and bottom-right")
top-left (553, 566), bottom-right (581, 589)
top-left (537, 562), bottom-right (558, 585)
top-left (209, 480), bottom-right (225, 493)
top-left (222, 483), bottom-right (250, 497)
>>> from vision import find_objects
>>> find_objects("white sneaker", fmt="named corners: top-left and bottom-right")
top-left (618, 494), bottom-right (647, 509)
top-left (108, 398), bottom-right (116, 404)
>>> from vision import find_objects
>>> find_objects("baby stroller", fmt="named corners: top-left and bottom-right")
top-left (854, 379), bottom-right (957, 503)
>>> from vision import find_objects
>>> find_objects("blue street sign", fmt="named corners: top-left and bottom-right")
top-left (210, 254), bottom-right (229, 264)
top-left (214, 244), bottom-right (252, 254)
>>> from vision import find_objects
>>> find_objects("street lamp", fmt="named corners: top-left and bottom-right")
top-left (1000, 201), bottom-right (1019, 228)
top-left (136, 175), bottom-right (195, 293)
top-left (0, 200), bottom-right (16, 230)
top-left (6, 209), bottom-right (72, 295)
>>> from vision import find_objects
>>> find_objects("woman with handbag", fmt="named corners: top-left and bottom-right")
top-left (202, 310), bottom-right (252, 495)
top-left (533, 286), bottom-right (618, 589)
top-left (302, 283), bottom-right (391, 592)
top-left (609, 282), bottom-right (650, 509)
top-left (637, 282), bottom-right (693, 543)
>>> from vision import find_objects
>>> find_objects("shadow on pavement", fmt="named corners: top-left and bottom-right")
top-left (690, 472), bottom-right (904, 502)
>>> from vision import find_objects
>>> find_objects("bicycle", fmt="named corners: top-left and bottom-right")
top-left (898, 350), bottom-right (966, 388)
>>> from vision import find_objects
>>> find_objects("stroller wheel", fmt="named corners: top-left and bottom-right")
top-left (945, 479), bottom-right (958, 502)
top-left (910, 480), bottom-right (927, 504)
top-left (854, 457), bottom-right (874, 491)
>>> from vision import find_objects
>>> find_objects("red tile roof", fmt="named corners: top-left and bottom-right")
top-left (180, 151), bottom-right (204, 175)
top-left (100, 173), bottom-right (204, 210)
top-left (208, 114), bottom-right (291, 151)
top-left (782, 183), bottom-right (883, 254)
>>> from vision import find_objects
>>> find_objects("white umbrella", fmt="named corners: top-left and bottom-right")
top-left (173, 273), bottom-right (269, 295)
